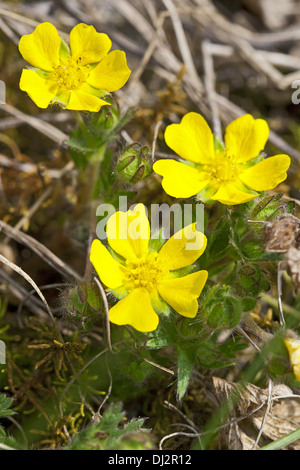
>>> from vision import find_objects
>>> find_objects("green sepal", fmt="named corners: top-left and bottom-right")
top-left (214, 135), bottom-right (225, 153)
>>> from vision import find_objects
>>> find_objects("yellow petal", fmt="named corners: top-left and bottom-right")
top-left (19, 22), bottom-right (61, 71)
top-left (164, 112), bottom-right (215, 164)
top-left (106, 203), bottom-right (150, 262)
top-left (69, 23), bottom-right (112, 66)
top-left (284, 338), bottom-right (300, 381)
top-left (284, 338), bottom-right (300, 363)
top-left (224, 114), bottom-right (269, 163)
top-left (87, 50), bottom-right (131, 92)
top-left (158, 270), bottom-right (208, 318)
top-left (239, 154), bottom-right (290, 191)
top-left (210, 181), bottom-right (257, 205)
top-left (90, 239), bottom-right (126, 289)
top-left (292, 365), bottom-right (300, 382)
top-left (19, 69), bottom-right (58, 108)
top-left (65, 86), bottom-right (109, 111)
top-left (158, 223), bottom-right (207, 270)
top-left (153, 159), bottom-right (209, 198)
top-left (109, 288), bottom-right (159, 332)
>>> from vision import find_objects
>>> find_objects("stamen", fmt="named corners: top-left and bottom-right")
top-left (208, 149), bottom-right (239, 183)
top-left (123, 253), bottom-right (168, 291)
top-left (53, 57), bottom-right (90, 91)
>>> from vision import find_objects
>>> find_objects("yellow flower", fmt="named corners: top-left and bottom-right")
top-left (284, 337), bottom-right (300, 381)
top-left (19, 22), bottom-right (131, 111)
top-left (153, 113), bottom-right (290, 205)
top-left (90, 204), bottom-right (208, 332)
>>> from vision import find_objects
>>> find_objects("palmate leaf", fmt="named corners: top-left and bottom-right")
top-left (0, 394), bottom-right (20, 450)
top-left (67, 403), bottom-right (154, 450)
top-left (196, 334), bottom-right (246, 370)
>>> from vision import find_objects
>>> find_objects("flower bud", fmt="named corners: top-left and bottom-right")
top-left (92, 100), bottom-right (120, 130)
top-left (116, 144), bottom-right (152, 184)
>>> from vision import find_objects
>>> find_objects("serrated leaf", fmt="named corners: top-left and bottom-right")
top-left (196, 334), bottom-right (245, 370)
top-left (0, 394), bottom-right (13, 418)
top-left (67, 402), bottom-right (152, 450)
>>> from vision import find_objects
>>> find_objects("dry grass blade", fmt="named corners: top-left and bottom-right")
top-left (0, 266), bottom-right (49, 319)
top-left (0, 252), bottom-right (55, 324)
top-left (0, 220), bottom-right (82, 282)
top-left (0, 104), bottom-right (68, 144)
top-left (162, 0), bottom-right (203, 93)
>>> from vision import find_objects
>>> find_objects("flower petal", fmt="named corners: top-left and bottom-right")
top-left (158, 270), bottom-right (208, 318)
top-left (65, 88), bottom-right (109, 111)
top-left (106, 203), bottom-right (150, 262)
top-left (224, 114), bottom-right (269, 163)
top-left (90, 239), bottom-right (126, 289)
top-left (158, 223), bottom-right (207, 270)
top-left (153, 159), bottom-right (209, 198)
top-left (239, 154), bottom-right (290, 191)
top-left (164, 112), bottom-right (215, 164)
top-left (284, 338), bottom-right (300, 381)
top-left (109, 288), bottom-right (159, 332)
top-left (87, 50), bottom-right (131, 92)
top-left (210, 181), bottom-right (257, 205)
top-left (19, 69), bottom-right (58, 108)
top-left (69, 23), bottom-right (112, 66)
top-left (19, 22), bottom-right (61, 71)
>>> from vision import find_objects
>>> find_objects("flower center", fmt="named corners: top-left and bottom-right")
top-left (53, 57), bottom-right (89, 91)
top-left (123, 253), bottom-right (168, 292)
top-left (205, 150), bottom-right (239, 184)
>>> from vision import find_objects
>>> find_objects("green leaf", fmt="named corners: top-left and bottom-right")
top-left (148, 322), bottom-right (173, 349)
top-left (236, 264), bottom-right (270, 297)
top-left (218, 337), bottom-right (247, 358)
top-left (250, 194), bottom-right (284, 220)
top-left (240, 240), bottom-right (264, 260)
top-left (241, 297), bottom-right (257, 312)
top-left (206, 295), bottom-right (242, 329)
top-left (208, 217), bottom-right (231, 261)
top-left (0, 297), bottom-right (7, 320)
top-left (196, 334), bottom-right (246, 370)
top-left (177, 348), bottom-right (194, 400)
top-left (0, 394), bottom-right (13, 418)
top-left (240, 240), bottom-right (282, 261)
top-left (202, 286), bottom-right (243, 329)
top-left (86, 284), bottom-right (102, 312)
top-left (67, 403), bottom-right (154, 450)
top-left (259, 427), bottom-right (300, 450)
top-left (196, 342), bottom-right (232, 369)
